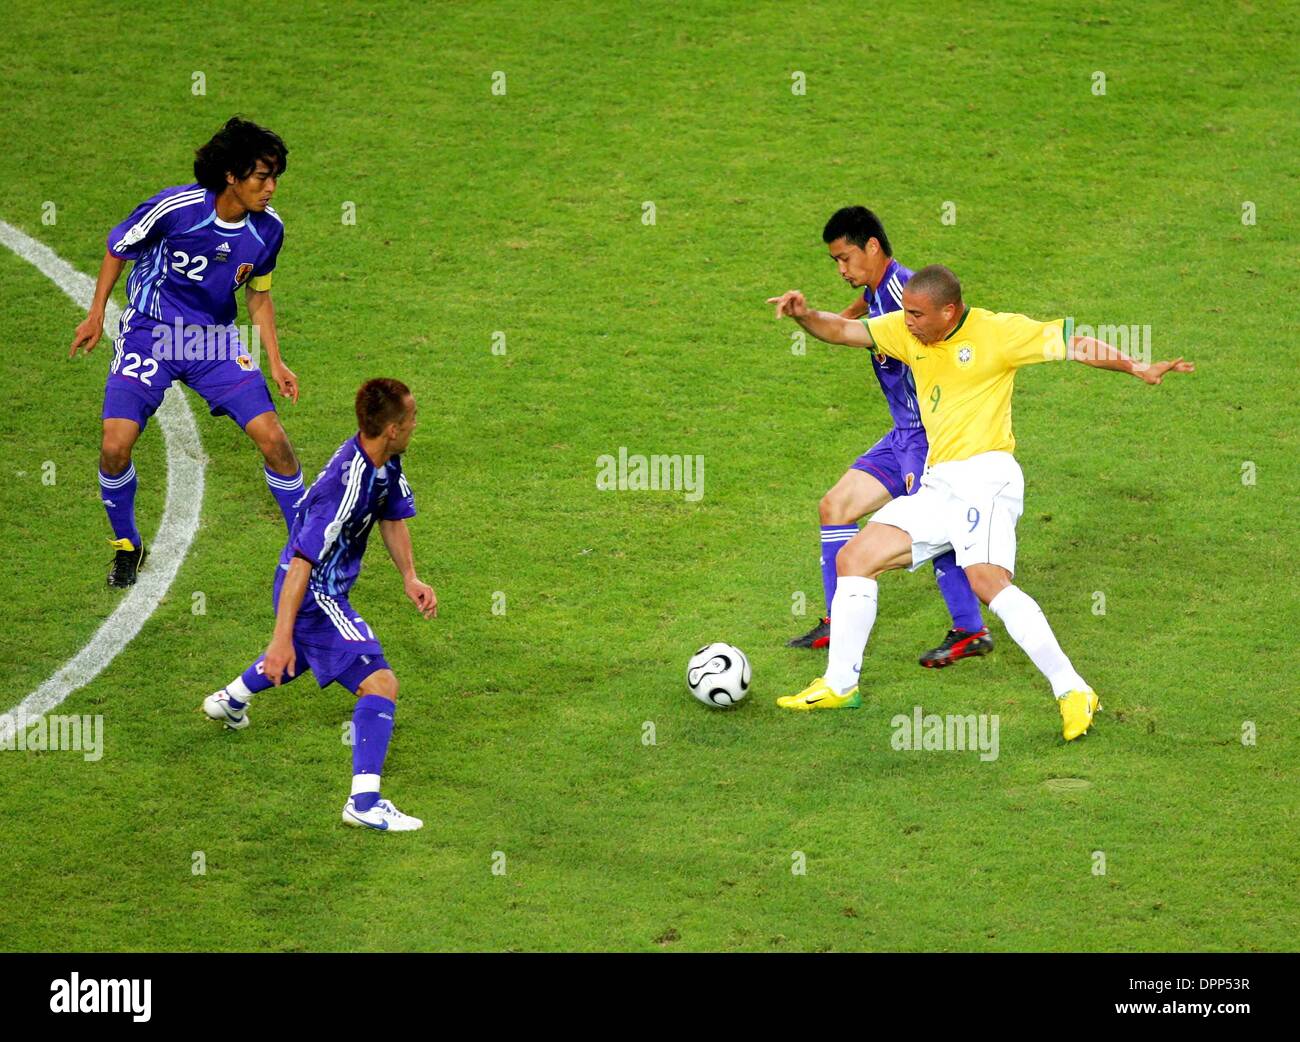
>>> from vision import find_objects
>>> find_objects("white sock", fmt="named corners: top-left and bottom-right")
top-left (825, 576), bottom-right (878, 694)
top-left (351, 773), bottom-right (381, 797)
top-left (225, 676), bottom-right (254, 704)
top-left (989, 585), bottom-right (1087, 698)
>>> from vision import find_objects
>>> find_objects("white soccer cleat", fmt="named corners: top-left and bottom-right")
top-left (342, 797), bottom-right (423, 832)
top-left (202, 691), bottom-right (250, 731)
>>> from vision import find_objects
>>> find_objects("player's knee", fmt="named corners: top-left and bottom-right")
top-left (965, 567), bottom-right (1010, 605)
top-left (818, 491), bottom-right (837, 524)
top-left (835, 540), bottom-right (869, 577)
top-left (257, 427), bottom-right (297, 473)
top-left (819, 490), bottom-right (852, 525)
top-left (99, 440), bottom-right (132, 475)
top-left (359, 670), bottom-right (398, 702)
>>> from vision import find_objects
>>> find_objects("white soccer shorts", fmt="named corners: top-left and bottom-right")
top-left (870, 450), bottom-right (1025, 573)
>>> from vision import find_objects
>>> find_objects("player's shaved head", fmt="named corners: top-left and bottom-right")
top-left (357, 378), bottom-right (414, 438)
top-left (906, 265), bottom-right (963, 308)
top-left (901, 266), bottom-right (965, 344)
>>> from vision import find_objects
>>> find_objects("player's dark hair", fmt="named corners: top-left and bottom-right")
top-left (193, 117), bottom-right (288, 193)
top-left (908, 264), bottom-right (963, 307)
top-left (822, 206), bottom-right (892, 256)
top-left (356, 378), bottom-right (413, 437)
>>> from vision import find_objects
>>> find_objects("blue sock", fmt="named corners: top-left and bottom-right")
top-left (99, 463), bottom-right (141, 547)
top-left (933, 551), bottom-right (984, 632)
top-left (351, 694), bottom-right (395, 813)
top-left (264, 465), bottom-right (304, 530)
top-left (820, 525), bottom-right (857, 617)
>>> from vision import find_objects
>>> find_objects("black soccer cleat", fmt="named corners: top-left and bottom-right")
top-left (787, 617), bottom-right (831, 649)
top-left (107, 538), bottom-right (147, 588)
top-left (918, 627), bottom-right (993, 669)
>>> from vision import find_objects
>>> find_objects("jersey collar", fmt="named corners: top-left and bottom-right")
top-left (350, 433), bottom-right (375, 469)
top-left (205, 189), bottom-right (248, 230)
top-left (941, 306), bottom-right (971, 341)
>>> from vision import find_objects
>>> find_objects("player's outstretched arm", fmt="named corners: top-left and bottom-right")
top-left (380, 518), bottom-right (437, 619)
top-left (767, 290), bottom-right (873, 348)
top-left (69, 251), bottom-right (127, 357)
top-left (264, 555), bottom-right (310, 684)
top-left (245, 286), bottom-right (299, 403)
top-left (1068, 336), bottom-right (1195, 385)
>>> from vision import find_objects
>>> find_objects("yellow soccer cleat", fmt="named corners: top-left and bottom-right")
top-left (1058, 688), bottom-right (1100, 741)
top-left (777, 677), bottom-right (861, 711)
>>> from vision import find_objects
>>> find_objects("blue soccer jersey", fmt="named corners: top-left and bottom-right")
top-left (281, 435), bottom-right (417, 598)
top-left (862, 258), bottom-right (921, 430)
top-left (106, 184), bottom-right (283, 327)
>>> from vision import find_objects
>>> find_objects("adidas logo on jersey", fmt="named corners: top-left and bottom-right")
top-left (214, 242), bottom-right (232, 262)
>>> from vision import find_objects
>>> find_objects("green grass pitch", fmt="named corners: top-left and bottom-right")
top-left (0, 0), bottom-right (1296, 951)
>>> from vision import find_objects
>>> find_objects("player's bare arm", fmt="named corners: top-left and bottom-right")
top-left (263, 554), bottom-right (310, 684)
top-left (767, 290), bottom-right (874, 348)
top-left (245, 285), bottom-right (299, 403)
top-left (69, 250), bottom-right (127, 357)
top-left (840, 296), bottom-right (869, 320)
top-left (1068, 335), bottom-right (1195, 385)
top-left (380, 518), bottom-right (437, 619)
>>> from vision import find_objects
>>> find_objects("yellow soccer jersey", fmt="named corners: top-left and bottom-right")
top-left (864, 307), bottom-right (1069, 465)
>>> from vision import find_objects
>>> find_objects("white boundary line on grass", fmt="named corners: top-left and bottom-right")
top-left (0, 219), bottom-right (205, 742)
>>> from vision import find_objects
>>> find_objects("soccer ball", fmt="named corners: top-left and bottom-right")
top-left (686, 642), bottom-right (751, 708)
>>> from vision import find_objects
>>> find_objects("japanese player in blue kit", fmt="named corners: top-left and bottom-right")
top-left (784, 207), bottom-right (992, 670)
top-left (203, 379), bottom-right (438, 832)
top-left (69, 117), bottom-right (304, 587)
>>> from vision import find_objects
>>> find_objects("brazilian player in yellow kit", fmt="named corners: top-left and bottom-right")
top-left (767, 265), bottom-right (1194, 740)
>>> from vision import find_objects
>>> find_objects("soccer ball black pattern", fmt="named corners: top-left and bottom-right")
top-left (685, 642), bottom-right (752, 707)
